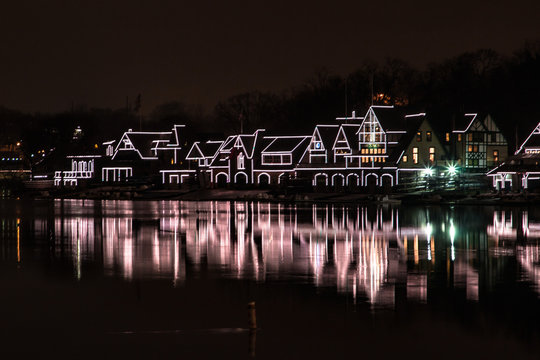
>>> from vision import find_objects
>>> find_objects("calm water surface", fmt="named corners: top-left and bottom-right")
top-left (1, 199), bottom-right (540, 359)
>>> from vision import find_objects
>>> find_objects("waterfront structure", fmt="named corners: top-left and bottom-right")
top-left (452, 113), bottom-right (508, 171)
top-left (487, 122), bottom-right (540, 190)
top-left (54, 125), bottom-right (187, 186)
top-left (0, 143), bottom-right (31, 179)
top-left (49, 106), bottom-right (512, 192)
top-left (207, 129), bottom-right (266, 186)
top-left (254, 135), bottom-right (311, 185)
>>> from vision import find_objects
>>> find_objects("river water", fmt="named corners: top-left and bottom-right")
top-left (1, 199), bottom-right (540, 359)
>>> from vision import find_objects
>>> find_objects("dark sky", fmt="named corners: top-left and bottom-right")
top-left (1, 0), bottom-right (539, 113)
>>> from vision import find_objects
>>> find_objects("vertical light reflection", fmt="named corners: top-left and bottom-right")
top-left (16, 218), bottom-right (20, 263)
top-left (44, 200), bottom-right (495, 308)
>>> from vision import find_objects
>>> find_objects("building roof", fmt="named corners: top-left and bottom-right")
top-left (314, 125), bottom-right (340, 150)
top-left (371, 106), bottom-right (406, 132)
top-left (125, 132), bottom-right (171, 158)
top-left (186, 141), bottom-right (223, 160)
top-left (262, 136), bottom-right (310, 153)
top-left (516, 123), bottom-right (540, 154)
top-left (452, 113), bottom-right (478, 132)
top-left (341, 124), bottom-right (361, 147)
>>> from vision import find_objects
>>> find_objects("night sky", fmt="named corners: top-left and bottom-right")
top-left (1, 0), bottom-right (539, 113)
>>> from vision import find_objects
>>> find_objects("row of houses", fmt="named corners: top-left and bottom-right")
top-left (49, 105), bottom-right (520, 191)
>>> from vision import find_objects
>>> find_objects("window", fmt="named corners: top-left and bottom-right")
top-left (413, 147), bottom-right (419, 164)
top-left (122, 139), bottom-right (134, 149)
top-left (426, 131), bottom-right (432, 142)
top-left (458, 134), bottom-right (462, 142)
top-left (468, 133), bottom-right (473, 142)
top-left (262, 154), bottom-right (292, 165)
top-left (429, 147), bottom-right (435, 163)
top-left (491, 133), bottom-right (497, 143)
top-left (493, 150), bottom-right (499, 162)
top-left (473, 145), bottom-right (478, 152)
top-left (313, 141), bottom-right (322, 150)
top-left (402, 155), bottom-right (408, 163)
top-left (445, 133), bottom-right (450, 142)
top-left (237, 153), bottom-right (245, 169)
top-left (468, 145), bottom-right (473, 152)
top-left (416, 131), bottom-right (422, 142)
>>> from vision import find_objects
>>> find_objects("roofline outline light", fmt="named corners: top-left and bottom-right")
top-left (452, 113), bottom-right (478, 133)
top-left (404, 113), bottom-right (426, 118)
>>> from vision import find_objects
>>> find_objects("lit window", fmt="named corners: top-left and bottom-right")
top-left (413, 147), bottom-right (419, 164)
top-left (426, 131), bottom-right (432, 142)
top-left (493, 150), bottom-right (499, 162)
top-left (416, 131), bottom-right (422, 142)
top-left (445, 133), bottom-right (450, 142)
top-left (429, 147), bottom-right (435, 163)
top-left (403, 155), bottom-right (408, 163)
top-left (237, 153), bottom-right (245, 169)
top-left (468, 145), bottom-right (473, 152)
top-left (473, 145), bottom-right (478, 152)
top-left (468, 133), bottom-right (473, 142)
top-left (458, 134), bottom-right (462, 142)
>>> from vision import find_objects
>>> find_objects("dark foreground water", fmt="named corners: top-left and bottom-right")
top-left (1, 199), bottom-right (540, 359)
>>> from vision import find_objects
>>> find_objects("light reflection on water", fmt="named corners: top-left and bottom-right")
top-left (18, 200), bottom-right (540, 308)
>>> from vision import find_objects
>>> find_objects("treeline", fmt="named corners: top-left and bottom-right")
top-left (1, 41), bottom-right (540, 155)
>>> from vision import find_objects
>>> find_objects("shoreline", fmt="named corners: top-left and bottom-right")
top-left (19, 185), bottom-right (540, 206)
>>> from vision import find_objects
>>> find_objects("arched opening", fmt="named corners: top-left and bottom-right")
top-left (258, 173), bottom-right (270, 187)
top-left (366, 174), bottom-right (378, 193)
top-left (314, 173), bottom-right (328, 190)
top-left (332, 174), bottom-right (345, 191)
top-left (381, 174), bottom-right (393, 193)
top-left (234, 172), bottom-right (249, 186)
top-left (216, 172), bottom-right (228, 188)
top-left (347, 174), bottom-right (359, 190)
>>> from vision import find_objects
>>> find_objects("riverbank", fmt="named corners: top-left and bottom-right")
top-left (23, 184), bottom-right (540, 205)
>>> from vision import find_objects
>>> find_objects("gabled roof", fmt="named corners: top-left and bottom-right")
top-left (339, 124), bottom-right (361, 148)
top-left (113, 131), bottom-right (172, 159)
top-left (370, 106), bottom-right (406, 132)
top-left (516, 123), bottom-right (540, 154)
top-left (388, 113), bottom-right (429, 163)
top-left (238, 134), bottom-right (256, 157)
top-left (262, 136), bottom-right (311, 153)
top-left (186, 140), bottom-right (223, 160)
top-left (313, 125), bottom-right (340, 150)
top-left (185, 142), bottom-right (204, 160)
top-left (452, 113), bottom-right (479, 133)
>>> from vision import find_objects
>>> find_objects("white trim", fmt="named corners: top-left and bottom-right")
top-left (257, 172), bottom-right (271, 184)
top-left (452, 113), bottom-right (478, 133)
top-left (346, 173), bottom-right (360, 186)
top-left (313, 173), bottom-right (328, 186)
top-left (215, 172), bottom-right (229, 183)
top-left (331, 173), bottom-right (345, 186)
top-left (380, 173), bottom-right (394, 187)
top-left (234, 171), bottom-right (249, 184)
top-left (365, 173), bottom-right (379, 186)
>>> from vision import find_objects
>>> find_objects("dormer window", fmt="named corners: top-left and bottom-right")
top-left (314, 141), bottom-right (322, 150)
top-left (122, 139), bottom-right (134, 149)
